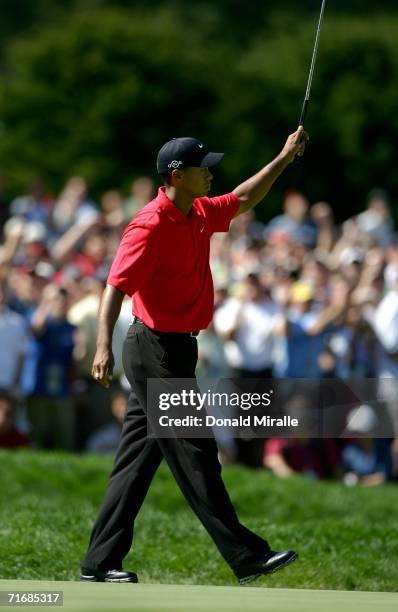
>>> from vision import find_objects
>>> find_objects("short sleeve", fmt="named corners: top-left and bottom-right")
top-left (198, 192), bottom-right (240, 234)
top-left (107, 222), bottom-right (159, 296)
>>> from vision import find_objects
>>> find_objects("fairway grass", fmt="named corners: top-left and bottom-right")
top-left (1, 450), bottom-right (398, 593)
top-left (0, 580), bottom-right (397, 612)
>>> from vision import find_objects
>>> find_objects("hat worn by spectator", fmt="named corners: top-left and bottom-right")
top-left (289, 281), bottom-right (314, 303)
top-left (267, 230), bottom-right (292, 246)
top-left (157, 137), bottom-right (224, 173)
top-left (22, 221), bottom-right (47, 244)
top-left (26, 261), bottom-right (55, 280)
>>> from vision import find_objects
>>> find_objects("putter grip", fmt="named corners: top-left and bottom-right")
top-left (294, 99), bottom-right (309, 162)
top-left (294, 139), bottom-right (307, 163)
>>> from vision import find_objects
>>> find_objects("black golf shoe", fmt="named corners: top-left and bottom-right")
top-left (235, 549), bottom-right (298, 585)
top-left (80, 567), bottom-right (138, 583)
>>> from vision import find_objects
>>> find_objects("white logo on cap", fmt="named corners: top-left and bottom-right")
top-left (198, 143), bottom-right (204, 148)
top-left (168, 160), bottom-right (183, 169)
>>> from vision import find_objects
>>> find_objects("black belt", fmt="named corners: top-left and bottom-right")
top-left (132, 315), bottom-right (199, 337)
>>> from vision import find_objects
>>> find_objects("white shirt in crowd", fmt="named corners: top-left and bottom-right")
top-left (214, 298), bottom-right (279, 371)
top-left (368, 289), bottom-right (398, 431)
top-left (368, 289), bottom-right (398, 381)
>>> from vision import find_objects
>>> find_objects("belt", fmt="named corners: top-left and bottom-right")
top-left (132, 315), bottom-right (199, 337)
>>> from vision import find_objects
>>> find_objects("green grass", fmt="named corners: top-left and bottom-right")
top-left (0, 450), bottom-right (398, 593)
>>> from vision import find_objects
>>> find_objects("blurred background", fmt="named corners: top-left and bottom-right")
top-left (1, 1), bottom-right (398, 213)
top-left (1, 0), bottom-right (398, 488)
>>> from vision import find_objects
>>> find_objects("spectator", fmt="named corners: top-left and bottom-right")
top-left (214, 273), bottom-right (279, 377)
top-left (274, 278), bottom-right (350, 378)
top-left (85, 390), bottom-right (128, 454)
top-left (0, 277), bottom-right (30, 393)
top-left (328, 302), bottom-right (376, 379)
top-left (342, 405), bottom-right (393, 486)
top-left (264, 437), bottom-right (341, 480)
top-left (123, 176), bottom-right (154, 220)
top-left (384, 244), bottom-right (398, 291)
top-left (0, 217), bottom-right (25, 266)
top-left (68, 281), bottom-right (131, 449)
top-left (310, 201), bottom-right (337, 253)
top-left (196, 324), bottom-right (230, 378)
top-left (24, 285), bottom-right (77, 450)
top-left (9, 178), bottom-right (53, 225)
top-left (365, 276), bottom-right (398, 446)
top-left (371, 276), bottom-right (398, 373)
top-left (357, 188), bottom-right (394, 248)
top-left (2, 218), bottom-right (50, 269)
top-left (52, 176), bottom-right (99, 237)
top-left (0, 390), bottom-right (30, 449)
top-left (8, 263), bottom-right (55, 318)
top-left (1, 170), bottom-right (398, 483)
top-left (265, 190), bottom-right (317, 247)
top-left (68, 227), bottom-right (110, 278)
top-left (69, 284), bottom-right (131, 381)
top-left (101, 190), bottom-right (125, 229)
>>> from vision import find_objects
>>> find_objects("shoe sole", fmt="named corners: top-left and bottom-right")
top-left (80, 575), bottom-right (138, 583)
top-left (238, 552), bottom-right (298, 585)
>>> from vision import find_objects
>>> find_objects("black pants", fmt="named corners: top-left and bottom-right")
top-left (82, 322), bottom-right (270, 572)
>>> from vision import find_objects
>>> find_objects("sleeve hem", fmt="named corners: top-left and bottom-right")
top-left (106, 279), bottom-right (131, 296)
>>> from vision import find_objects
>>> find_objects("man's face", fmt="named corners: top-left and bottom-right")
top-left (244, 277), bottom-right (262, 302)
top-left (52, 291), bottom-right (69, 320)
top-left (284, 194), bottom-right (308, 221)
top-left (174, 166), bottom-right (213, 198)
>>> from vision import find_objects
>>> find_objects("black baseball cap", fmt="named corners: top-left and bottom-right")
top-left (157, 137), bottom-right (224, 174)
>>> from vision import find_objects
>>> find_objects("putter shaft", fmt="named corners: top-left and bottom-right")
top-left (299, 0), bottom-right (327, 127)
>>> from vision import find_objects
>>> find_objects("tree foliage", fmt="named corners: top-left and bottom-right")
top-left (0, 5), bottom-right (397, 219)
top-left (0, 9), bottom-right (227, 194)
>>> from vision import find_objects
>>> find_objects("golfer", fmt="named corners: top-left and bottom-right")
top-left (81, 127), bottom-right (308, 585)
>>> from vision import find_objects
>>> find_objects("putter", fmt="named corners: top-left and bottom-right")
top-left (297, 0), bottom-right (327, 158)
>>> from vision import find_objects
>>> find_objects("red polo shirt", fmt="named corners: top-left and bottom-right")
top-left (107, 187), bottom-right (240, 332)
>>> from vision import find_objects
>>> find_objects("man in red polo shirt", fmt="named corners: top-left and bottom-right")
top-left (81, 127), bottom-right (308, 585)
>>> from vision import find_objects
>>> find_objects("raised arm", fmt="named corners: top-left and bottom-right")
top-left (92, 283), bottom-right (124, 388)
top-left (232, 126), bottom-right (308, 217)
top-left (51, 218), bottom-right (98, 264)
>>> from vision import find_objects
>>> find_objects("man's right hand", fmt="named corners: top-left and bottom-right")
top-left (91, 284), bottom-right (124, 388)
top-left (92, 346), bottom-right (114, 388)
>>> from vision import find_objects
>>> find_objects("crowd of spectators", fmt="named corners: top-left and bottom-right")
top-left (0, 175), bottom-right (397, 486)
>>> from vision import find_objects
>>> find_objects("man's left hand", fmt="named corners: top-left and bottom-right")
top-left (280, 126), bottom-right (309, 163)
